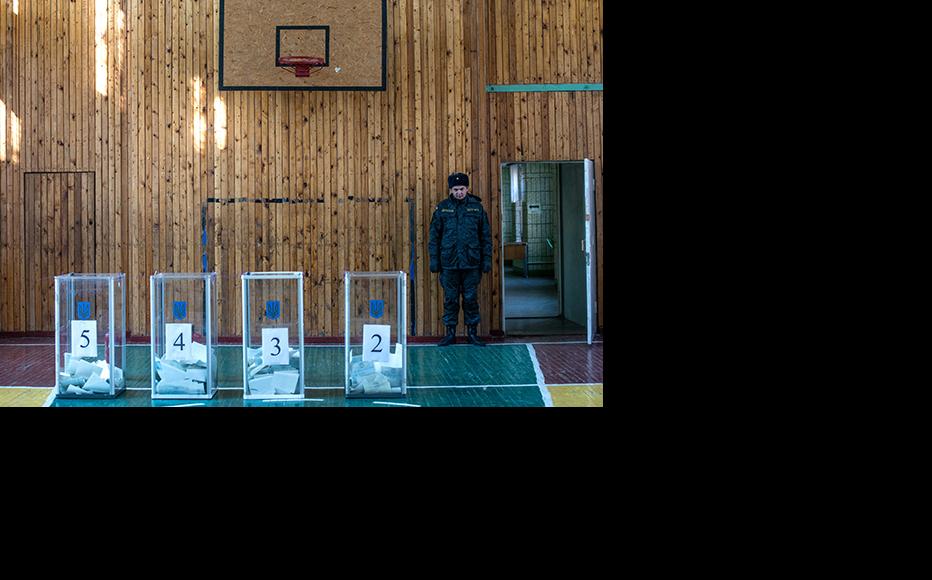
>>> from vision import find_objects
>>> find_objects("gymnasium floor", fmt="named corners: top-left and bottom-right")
top-left (0, 337), bottom-right (602, 407)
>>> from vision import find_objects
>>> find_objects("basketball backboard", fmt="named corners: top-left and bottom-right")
top-left (219, 0), bottom-right (387, 91)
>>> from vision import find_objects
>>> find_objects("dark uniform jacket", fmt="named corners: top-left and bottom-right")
top-left (429, 194), bottom-right (492, 272)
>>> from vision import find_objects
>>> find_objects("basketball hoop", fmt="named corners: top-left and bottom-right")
top-left (278, 56), bottom-right (326, 78)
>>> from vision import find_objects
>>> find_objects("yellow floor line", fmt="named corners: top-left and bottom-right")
top-left (547, 384), bottom-right (603, 407)
top-left (0, 388), bottom-right (54, 407)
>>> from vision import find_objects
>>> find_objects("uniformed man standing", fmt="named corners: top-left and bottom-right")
top-left (429, 172), bottom-right (492, 346)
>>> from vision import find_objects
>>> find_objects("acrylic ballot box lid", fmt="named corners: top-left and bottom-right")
top-left (150, 272), bottom-right (219, 400)
top-left (55, 272), bottom-right (126, 281)
top-left (242, 271), bottom-right (304, 279)
top-left (151, 272), bottom-right (216, 279)
top-left (344, 271), bottom-right (407, 398)
top-left (241, 271), bottom-right (305, 400)
top-left (54, 272), bottom-right (126, 398)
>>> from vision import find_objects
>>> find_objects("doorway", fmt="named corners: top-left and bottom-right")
top-left (501, 161), bottom-right (595, 338)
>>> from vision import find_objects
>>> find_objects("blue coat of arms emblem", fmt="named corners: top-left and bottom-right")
top-left (266, 300), bottom-right (281, 320)
top-left (77, 301), bottom-right (91, 320)
top-left (369, 299), bottom-right (384, 319)
top-left (173, 301), bottom-right (187, 320)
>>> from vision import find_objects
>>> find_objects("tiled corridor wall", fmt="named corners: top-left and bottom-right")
top-left (501, 163), bottom-right (558, 274)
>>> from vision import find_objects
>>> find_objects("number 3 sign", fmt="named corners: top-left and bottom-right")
top-left (362, 324), bottom-right (391, 362)
top-left (262, 327), bottom-right (289, 365)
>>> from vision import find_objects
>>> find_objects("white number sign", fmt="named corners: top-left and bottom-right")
top-left (71, 320), bottom-right (97, 357)
top-left (262, 328), bottom-right (289, 365)
top-left (362, 324), bottom-right (391, 362)
top-left (165, 323), bottom-right (193, 361)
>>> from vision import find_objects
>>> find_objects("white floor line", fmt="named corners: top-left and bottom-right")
top-left (491, 340), bottom-right (603, 345)
top-left (148, 384), bottom-right (540, 391)
top-left (372, 401), bottom-right (421, 407)
top-left (538, 340), bottom-right (602, 345)
top-left (423, 341), bottom-right (601, 347)
top-left (220, 387), bottom-right (339, 391)
top-left (546, 382), bottom-right (603, 387)
top-left (165, 403), bottom-right (206, 407)
top-left (258, 398), bottom-right (324, 403)
top-left (527, 344), bottom-right (553, 407)
top-left (303, 384), bottom-right (540, 390)
top-left (406, 383), bottom-right (538, 389)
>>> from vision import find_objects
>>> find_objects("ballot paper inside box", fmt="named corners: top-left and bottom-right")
top-left (344, 271), bottom-right (407, 398)
top-left (242, 272), bottom-right (305, 400)
top-left (54, 273), bottom-right (126, 398)
top-left (150, 272), bottom-right (219, 399)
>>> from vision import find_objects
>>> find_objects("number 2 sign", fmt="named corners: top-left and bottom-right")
top-left (362, 324), bottom-right (391, 362)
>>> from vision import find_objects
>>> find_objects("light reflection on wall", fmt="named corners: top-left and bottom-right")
top-left (192, 77), bottom-right (206, 151)
top-left (0, 99), bottom-right (6, 162)
top-left (214, 96), bottom-right (227, 151)
top-left (95, 0), bottom-right (108, 96)
top-left (116, 6), bottom-right (125, 72)
top-left (10, 110), bottom-right (20, 164)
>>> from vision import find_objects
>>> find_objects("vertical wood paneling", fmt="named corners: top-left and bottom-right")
top-left (22, 171), bottom-right (95, 330)
top-left (2, 0), bottom-right (107, 330)
top-left (1, 0), bottom-right (602, 337)
top-left (1, 1), bottom-right (8, 331)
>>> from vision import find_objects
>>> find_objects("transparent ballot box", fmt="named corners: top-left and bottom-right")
top-left (150, 272), bottom-right (219, 399)
top-left (344, 271), bottom-right (407, 398)
top-left (242, 272), bottom-right (305, 400)
top-left (54, 273), bottom-right (126, 398)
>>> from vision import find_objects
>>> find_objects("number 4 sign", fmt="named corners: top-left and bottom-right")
top-left (165, 323), bottom-right (193, 361)
top-left (362, 324), bottom-right (391, 362)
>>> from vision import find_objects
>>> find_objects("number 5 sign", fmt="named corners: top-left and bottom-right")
top-left (71, 320), bottom-right (97, 357)
top-left (362, 324), bottom-right (391, 362)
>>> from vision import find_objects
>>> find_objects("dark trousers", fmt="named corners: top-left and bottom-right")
top-left (440, 268), bottom-right (482, 327)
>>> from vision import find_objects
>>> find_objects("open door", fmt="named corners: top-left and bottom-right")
top-left (584, 159), bottom-right (597, 344)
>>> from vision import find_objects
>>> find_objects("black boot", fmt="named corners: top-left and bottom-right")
top-left (467, 325), bottom-right (486, 347)
top-left (437, 325), bottom-right (457, 347)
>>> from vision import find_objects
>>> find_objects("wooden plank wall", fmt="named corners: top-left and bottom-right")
top-left (0, 0), bottom-right (602, 337)
top-left (23, 171), bottom-right (96, 330)
top-left (0, 0), bottom-right (127, 333)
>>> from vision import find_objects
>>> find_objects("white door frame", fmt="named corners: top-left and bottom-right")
top-left (499, 160), bottom-right (596, 339)
top-left (583, 158), bottom-right (597, 344)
